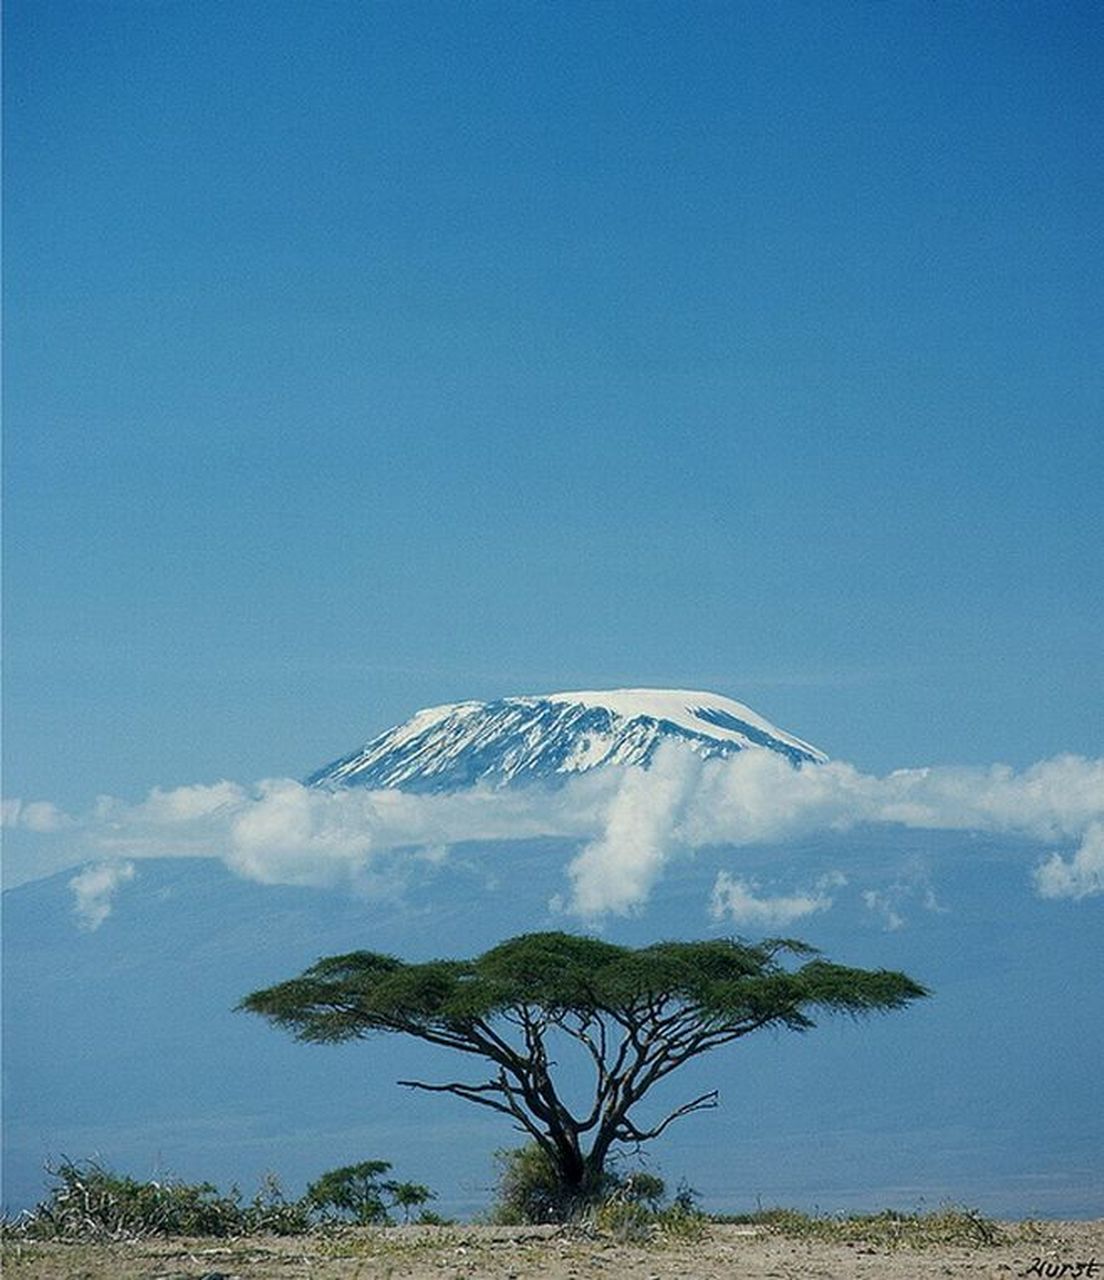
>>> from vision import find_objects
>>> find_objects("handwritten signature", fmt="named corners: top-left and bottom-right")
top-left (1024, 1260), bottom-right (1100, 1279)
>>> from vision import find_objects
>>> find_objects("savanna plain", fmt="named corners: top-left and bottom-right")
top-left (4, 1216), bottom-right (1101, 1280)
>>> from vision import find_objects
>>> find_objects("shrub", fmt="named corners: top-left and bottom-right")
top-left (3, 1158), bottom-right (436, 1241)
top-left (6, 1159), bottom-right (247, 1240)
top-left (488, 1144), bottom-right (574, 1224)
top-left (488, 1144), bottom-right (705, 1236)
top-left (242, 1171), bottom-right (313, 1235)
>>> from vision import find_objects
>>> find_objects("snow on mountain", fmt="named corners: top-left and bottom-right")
top-left (307, 688), bottom-right (827, 792)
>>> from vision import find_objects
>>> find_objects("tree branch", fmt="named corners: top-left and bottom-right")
top-left (398, 1076), bottom-right (549, 1148)
top-left (614, 1090), bottom-right (719, 1143)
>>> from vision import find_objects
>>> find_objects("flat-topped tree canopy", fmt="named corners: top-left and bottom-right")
top-left (241, 931), bottom-right (928, 1218)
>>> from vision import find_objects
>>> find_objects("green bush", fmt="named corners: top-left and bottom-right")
top-left (488, 1144), bottom-right (568, 1224)
top-left (587, 1175), bottom-right (706, 1243)
top-left (3, 1157), bottom-right (436, 1241)
top-left (488, 1144), bottom-right (705, 1235)
top-left (6, 1159), bottom-right (247, 1240)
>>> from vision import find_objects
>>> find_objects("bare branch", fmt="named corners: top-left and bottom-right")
top-left (559, 1013), bottom-right (607, 1081)
top-left (614, 1090), bottom-right (719, 1143)
top-left (398, 1076), bottom-right (548, 1148)
top-left (397, 1078), bottom-right (516, 1117)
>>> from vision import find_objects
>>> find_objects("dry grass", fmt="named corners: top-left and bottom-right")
top-left (717, 1202), bottom-right (1006, 1247)
top-left (3, 1216), bottom-right (1101, 1280)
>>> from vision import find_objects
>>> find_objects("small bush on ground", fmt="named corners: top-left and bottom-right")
top-left (489, 1144), bottom-right (588, 1224)
top-left (243, 1171), bottom-right (313, 1235)
top-left (488, 1144), bottom-right (706, 1242)
top-left (587, 1197), bottom-right (707, 1245)
top-left (2, 1160), bottom-right (248, 1240)
top-left (2, 1157), bottom-right (436, 1241)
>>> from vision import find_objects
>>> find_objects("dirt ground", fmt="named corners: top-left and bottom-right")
top-left (2, 1219), bottom-right (1101, 1280)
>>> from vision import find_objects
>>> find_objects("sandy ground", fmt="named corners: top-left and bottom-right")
top-left (2, 1220), bottom-right (1101, 1280)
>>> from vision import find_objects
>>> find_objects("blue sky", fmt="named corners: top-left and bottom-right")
top-left (4, 2), bottom-right (1104, 1220)
top-left (5, 0), bottom-right (1102, 805)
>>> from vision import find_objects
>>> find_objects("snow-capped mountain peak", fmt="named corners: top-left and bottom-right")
top-left (307, 688), bottom-right (826, 792)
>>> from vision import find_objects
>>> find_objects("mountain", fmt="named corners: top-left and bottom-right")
top-left (307, 688), bottom-right (827, 791)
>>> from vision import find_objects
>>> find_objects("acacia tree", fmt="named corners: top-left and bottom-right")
top-left (240, 932), bottom-right (927, 1215)
top-left (306, 1160), bottom-right (434, 1224)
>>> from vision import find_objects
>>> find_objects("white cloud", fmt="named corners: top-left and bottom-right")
top-left (11, 745), bottom-right (1104, 918)
top-left (69, 861), bottom-right (136, 930)
top-left (2, 798), bottom-right (72, 832)
top-left (226, 779), bottom-right (375, 886)
top-left (134, 781), bottom-right (245, 823)
top-left (862, 888), bottom-right (905, 932)
top-left (74, 771), bottom-right (611, 891)
top-left (672, 749), bottom-right (1104, 849)
top-left (1034, 822), bottom-right (1104, 900)
top-left (871, 756), bottom-right (1104, 842)
top-left (566, 746), bottom-right (698, 916)
top-left (857, 862), bottom-right (948, 931)
top-left (710, 870), bottom-right (844, 928)
top-left (561, 745), bottom-right (1104, 914)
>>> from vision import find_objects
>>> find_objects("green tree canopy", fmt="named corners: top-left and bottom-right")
top-left (305, 1160), bottom-right (434, 1225)
top-left (241, 932), bottom-right (928, 1217)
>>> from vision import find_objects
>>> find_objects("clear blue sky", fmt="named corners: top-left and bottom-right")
top-left (5, 0), bottom-right (1101, 810)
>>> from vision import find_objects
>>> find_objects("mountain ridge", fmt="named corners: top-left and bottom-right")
top-left (307, 687), bottom-right (827, 792)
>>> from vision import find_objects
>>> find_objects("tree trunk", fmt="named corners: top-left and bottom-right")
top-left (544, 1142), bottom-right (608, 1218)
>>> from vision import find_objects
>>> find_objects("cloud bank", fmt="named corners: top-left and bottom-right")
top-left (565, 747), bottom-right (1104, 913)
top-left (6, 746), bottom-right (1102, 919)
